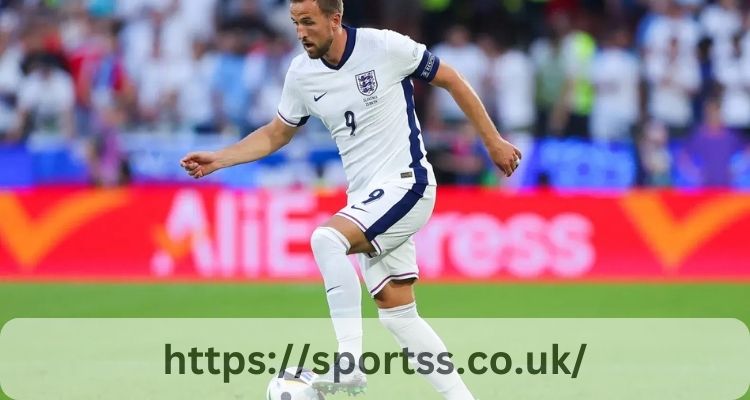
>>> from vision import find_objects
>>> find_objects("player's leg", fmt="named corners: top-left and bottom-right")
top-left (313, 183), bottom-right (435, 395)
top-left (309, 215), bottom-right (376, 395)
top-left (350, 183), bottom-right (472, 399)
top-left (376, 279), bottom-right (476, 400)
top-left (312, 180), bottom-right (429, 349)
top-left (310, 216), bottom-right (374, 365)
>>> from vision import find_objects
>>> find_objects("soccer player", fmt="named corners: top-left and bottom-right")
top-left (180, 0), bottom-right (521, 398)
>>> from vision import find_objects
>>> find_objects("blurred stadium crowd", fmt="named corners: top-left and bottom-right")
top-left (0, 0), bottom-right (748, 189)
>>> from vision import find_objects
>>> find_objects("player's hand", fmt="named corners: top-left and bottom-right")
top-left (180, 151), bottom-right (222, 179)
top-left (487, 137), bottom-right (522, 178)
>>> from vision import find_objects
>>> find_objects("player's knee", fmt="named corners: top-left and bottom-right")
top-left (374, 279), bottom-right (416, 309)
top-left (310, 227), bottom-right (350, 257)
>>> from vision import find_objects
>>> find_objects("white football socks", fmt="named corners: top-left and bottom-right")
top-left (310, 227), bottom-right (363, 362)
top-left (379, 302), bottom-right (475, 400)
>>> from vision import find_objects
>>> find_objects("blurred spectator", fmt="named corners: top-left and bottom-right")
top-left (12, 54), bottom-right (75, 141)
top-left (642, 0), bottom-right (700, 57)
top-left (245, 32), bottom-right (292, 130)
top-left (555, 12), bottom-right (596, 138)
top-left (637, 120), bottom-right (673, 186)
top-left (429, 25), bottom-right (489, 126)
top-left (713, 33), bottom-right (750, 137)
top-left (120, 4), bottom-right (191, 84)
top-left (589, 25), bottom-right (640, 143)
top-left (212, 25), bottom-right (251, 134)
top-left (645, 36), bottom-right (700, 137)
top-left (489, 34), bottom-right (535, 188)
top-left (475, 33), bottom-right (500, 107)
top-left (531, 10), bottom-right (596, 138)
top-left (90, 21), bottom-right (134, 122)
top-left (135, 32), bottom-right (184, 130)
top-left (490, 35), bottom-right (535, 137)
top-left (699, 0), bottom-right (742, 60)
top-left (175, 38), bottom-right (219, 133)
top-left (530, 12), bottom-right (568, 136)
top-left (68, 19), bottom-right (134, 136)
top-left (678, 98), bottom-right (746, 186)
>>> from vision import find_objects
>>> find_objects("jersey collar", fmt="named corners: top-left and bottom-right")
top-left (321, 25), bottom-right (356, 70)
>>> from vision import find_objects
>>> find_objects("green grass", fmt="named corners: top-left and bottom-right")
top-left (1, 282), bottom-right (749, 323)
top-left (1, 283), bottom-right (748, 399)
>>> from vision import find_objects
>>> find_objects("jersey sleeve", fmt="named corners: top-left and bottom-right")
top-left (384, 30), bottom-right (441, 83)
top-left (277, 68), bottom-right (311, 127)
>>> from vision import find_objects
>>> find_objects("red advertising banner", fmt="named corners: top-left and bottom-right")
top-left (0, 187), bottom-right (748, 281)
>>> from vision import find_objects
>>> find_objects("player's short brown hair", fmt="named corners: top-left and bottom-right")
top-left (290, 0), bottom-right (343, 16)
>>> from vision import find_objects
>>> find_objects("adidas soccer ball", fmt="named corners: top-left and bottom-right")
top-left (266, 367), bottom-right (325, 400)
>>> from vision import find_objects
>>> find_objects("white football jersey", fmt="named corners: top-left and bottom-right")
top-left (277, 26), bottom-right (440, 198)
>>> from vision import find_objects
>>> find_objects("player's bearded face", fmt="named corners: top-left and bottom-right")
top-left (291, 2), bottom-right (336, 59)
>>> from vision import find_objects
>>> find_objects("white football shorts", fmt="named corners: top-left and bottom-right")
top-left (336, 181), bottom-right (436, 297)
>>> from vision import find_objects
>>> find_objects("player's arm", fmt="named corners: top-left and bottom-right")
top-left (430, 62), bottom-right (522, 177)
top-left (180, 116), bottom-right (299, 179)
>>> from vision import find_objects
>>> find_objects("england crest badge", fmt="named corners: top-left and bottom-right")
top-left (355, 70), bottom-right (378, 96)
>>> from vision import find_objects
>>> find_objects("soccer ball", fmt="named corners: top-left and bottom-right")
top-left (266, 367), bottom-right (325, 400)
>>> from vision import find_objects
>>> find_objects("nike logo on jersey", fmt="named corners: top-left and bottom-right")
top-left (351, 204), bottom-right (368, 212)
top-left (314, 92), bottom-right (328, 102)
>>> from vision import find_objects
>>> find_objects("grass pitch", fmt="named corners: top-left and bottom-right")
top-left (1, 282), bottom-right (748, 399)
top-left (1, 282), bottom-right (748, 322)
